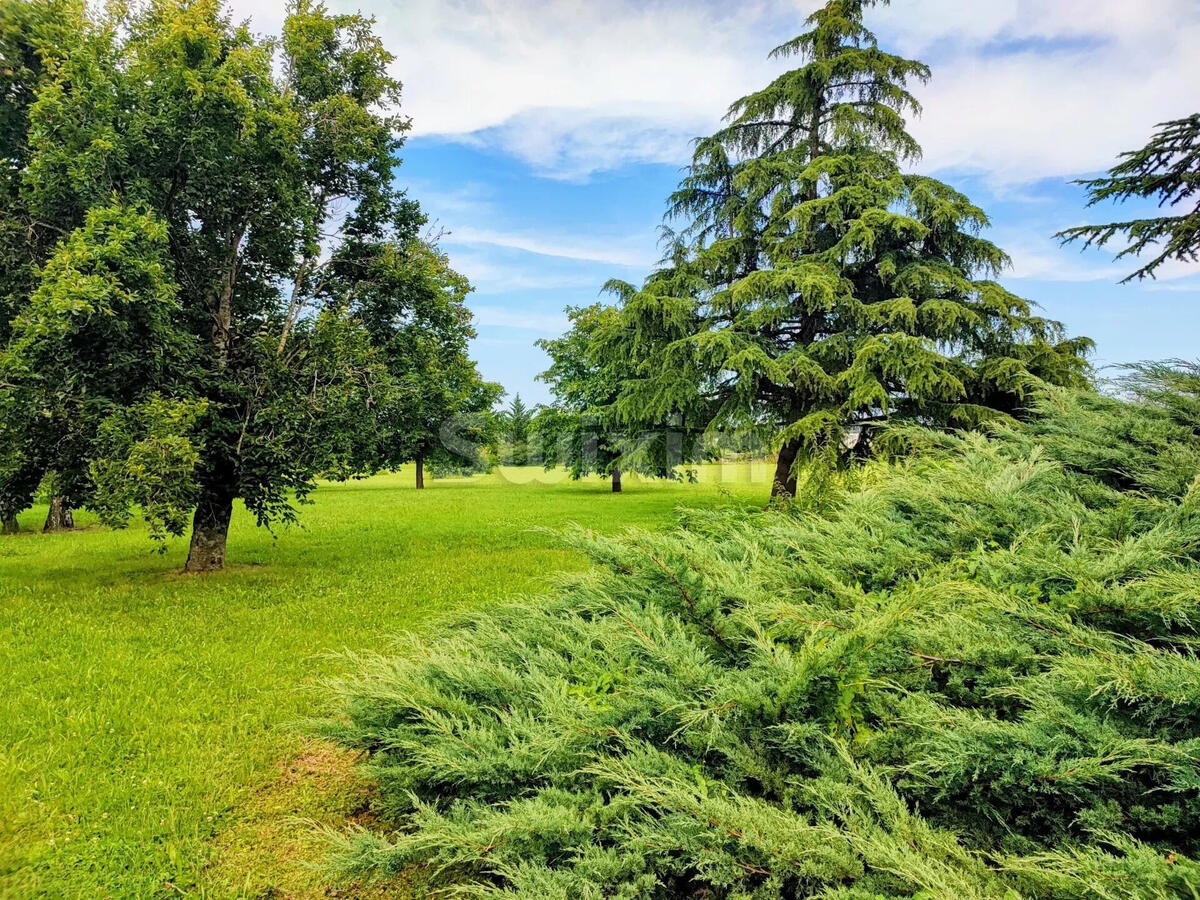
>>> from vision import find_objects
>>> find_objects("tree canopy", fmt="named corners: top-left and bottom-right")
top-left (353, 238), bottom-right (502, 488)
top-left (589, 0), bottom-right (1092, 498)
top-left (536, 304), bottom-right (706, 493)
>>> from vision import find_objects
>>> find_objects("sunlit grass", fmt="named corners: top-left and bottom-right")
top-left (0, 464), bottom-right (769, 899)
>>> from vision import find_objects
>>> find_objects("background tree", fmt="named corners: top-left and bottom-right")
top-left (593, 0), bottom-right (1091, 499)
top-left (1058, 114), bottom-right (1200, 282)
top-left (352, 238), bottom-right (500, 489)
top-left (498, 393), bottom-right (534, 465)
top-left (0, 0), bottom-right (465, 568)
top-left (536, 304), bottom-right (707, 493)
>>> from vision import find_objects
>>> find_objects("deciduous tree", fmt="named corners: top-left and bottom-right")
top-left (536, 304), bottom-right (706, 493)
top-left (352, 238), bottom-right (500, 489)
top-left (0, 0), bottom-right (90, 531)
top-left (0, 0), bottom-right (455, 568)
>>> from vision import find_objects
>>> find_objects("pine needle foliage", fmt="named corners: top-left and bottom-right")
top-left (322, 364), bottom-right (1200, 899)
top-left (1057, 115), bottom-right (1200, 282)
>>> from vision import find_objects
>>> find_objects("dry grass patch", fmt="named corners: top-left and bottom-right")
top-left (204, 740), bottom-right (422, 899)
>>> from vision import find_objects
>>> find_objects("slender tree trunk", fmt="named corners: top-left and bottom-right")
top-left (611, 468), bottom-right (622, 493)
top-left (185, 488), bottom-right (234, 573)
top-left (43, 497), bottom-right (74, 532)
top-left (415, 454), bottom-right (425, 490)
top-left (1, 512), bottom-right (18, 534)
top-left (771, 438), bottom-right (802, 500)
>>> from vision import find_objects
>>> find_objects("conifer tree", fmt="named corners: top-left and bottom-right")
top-left (596, 0), bottom-right (1092, 498)
top-left (1058, 114), bottom-right (1200, 282)
top-left (498, 394), bottom-right (534, 465)
top-left (501, 394), bottom-right (533, 444)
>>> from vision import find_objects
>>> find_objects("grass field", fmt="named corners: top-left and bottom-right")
top-left (0, 464), bottom-right (770, 899)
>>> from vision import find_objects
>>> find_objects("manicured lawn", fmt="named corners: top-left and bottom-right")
top-left (0, 464), bottom-right (770, 899)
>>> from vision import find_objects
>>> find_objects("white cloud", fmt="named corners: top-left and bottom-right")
top-left (447, 225), bottom-right (652, 269)
top-left (907, 11), bottom-right (1200, 183)
top-left (230, 0), bottom-right (789, 178)
top-left (870, 0), bottom-right (1178, 53)
top-left (873, 1), bottom-right (1200, 182)
top-left (226, 0), bottom-right (1200, 295)
top-left (228, 0), bottom-right (1198, 184)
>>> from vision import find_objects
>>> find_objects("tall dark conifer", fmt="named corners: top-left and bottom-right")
top-left (598, 0), bottom-right (1092, 497)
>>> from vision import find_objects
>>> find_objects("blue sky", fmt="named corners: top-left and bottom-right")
top-left (234, 0), bottom-right (1200, 405)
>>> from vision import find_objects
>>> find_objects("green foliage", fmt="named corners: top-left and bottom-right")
top-left (1058, 115), bottom-right (1200, 282)
top-left (89, 394), bottom-right (207, 543)
top-left (0, 202), bottom-right (187, 519)
top-left (0, 0), bottom-right (83, 321)
top-left (498, 394), bottom-right (535, 465)
top-left (352, 238), bottom-right (502, 479)
top-left (324, 365), bottom-right (1200, 898)
top-left (589, 0), bottom-right (1091, 496)
top-left (536, 304), bottom-right (708, 484)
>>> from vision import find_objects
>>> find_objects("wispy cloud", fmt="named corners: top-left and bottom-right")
top-left (1002, 232), bottom-right (1200, 285)
top-left (469, 305), bottom-right (570, 333)
top-left (461, 110), bottom-right (698, 183)
top-left (447, 226), bottom-right (653, 269)
top-left (445, 247), bottom-right (612, 295)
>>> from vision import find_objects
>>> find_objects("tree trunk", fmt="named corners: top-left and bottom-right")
top-left (415, 454), bottom-right (425, 490)
top-left (43, 496), bottom-right (74, 532)
top-left (771, 438), bottom-right (802, 500)
top-left (1, 512), bottom-right (18, 534)
top-left (185, 490), bottom-right (234, 573)
top-left (611, 468), bottom-right (622, 493)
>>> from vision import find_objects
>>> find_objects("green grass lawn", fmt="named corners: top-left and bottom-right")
top-left (0, 464), bottom-right (771, 899)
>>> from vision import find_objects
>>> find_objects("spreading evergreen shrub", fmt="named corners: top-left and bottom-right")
top-left (322, 368), bottom-right (1200, 899)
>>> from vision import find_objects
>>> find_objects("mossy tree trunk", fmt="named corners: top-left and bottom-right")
top-left (185, 488), bottom-right (234, 573)
top-left (43, 497), bottom-right (74, 532)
